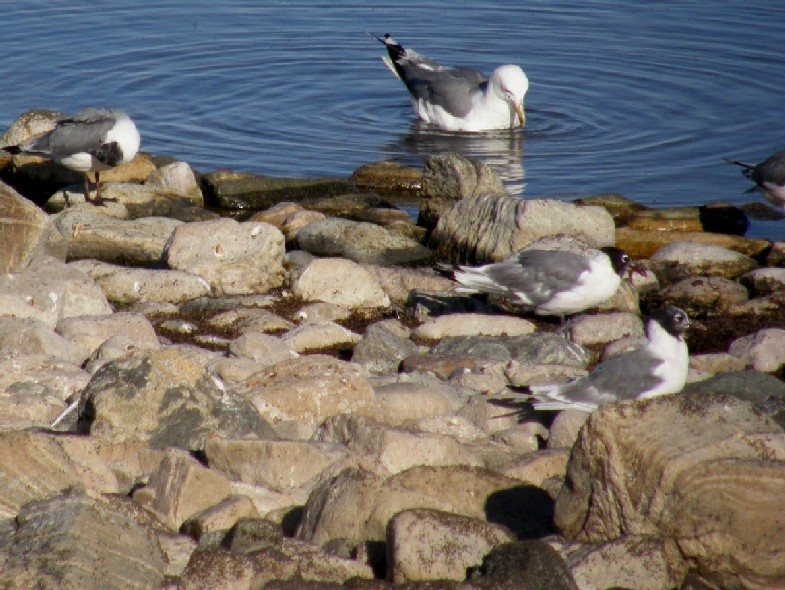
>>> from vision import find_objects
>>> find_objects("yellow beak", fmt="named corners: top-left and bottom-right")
top-left (514, 102), bottom-right (526, 127)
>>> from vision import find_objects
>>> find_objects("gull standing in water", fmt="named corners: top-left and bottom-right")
top-left (529, 306), bottom-right (692, 411)
top-left (727, 151), bottom-right (785, 212)
top-left (450, 247), bottom-right (647, 320)
top-left (367, 33), bottom-right (528, 132)
top-left (3, 108), bottom-right (140, 204)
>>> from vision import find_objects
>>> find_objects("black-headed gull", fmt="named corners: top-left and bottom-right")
top-left (529, 306), bottom-right (691, 411)
top-left (450, 246), bottom-right (646, 320)
top-left (3, 108), bottom-right (140, 204)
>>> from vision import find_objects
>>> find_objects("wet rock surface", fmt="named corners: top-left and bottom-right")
top-left (1, 107), bottom-right (784, 588)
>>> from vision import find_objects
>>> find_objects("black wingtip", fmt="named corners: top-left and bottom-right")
top-left (2, 145), bottom-right (22, 155)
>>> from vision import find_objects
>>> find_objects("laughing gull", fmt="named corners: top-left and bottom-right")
top-left (3, 108), bottom-right (140, 204)
top-left (450, 246), bottom-right (647, 319)
top-left (529, 306), bottom-right (691, 411)
top-left (727, 151), bottom-right (785, 211)
top-left (367, 33), bottom-right (528, 132)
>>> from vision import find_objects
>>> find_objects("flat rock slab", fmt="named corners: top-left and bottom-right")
top-left (201, 169), bottom-right (355, 210)
top-left (296, 217), bottom-right (433, 266)
top-left (54, 209), bottom-right (183, 265)
top-left (0, 490), bottom-right (166, 589)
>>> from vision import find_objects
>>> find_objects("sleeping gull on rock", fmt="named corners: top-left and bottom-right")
top-left (529, 306), bottom-right (691, 411)
top-left (727, 151), bottom-right (785, 212)
top-left (3, 108), bottom-right (140, 204)
top-left (449, 246), bottom-right (647, 321)
top-left (367, 33), bottom-right (528, 132)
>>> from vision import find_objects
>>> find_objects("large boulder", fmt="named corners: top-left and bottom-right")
top-left (0, 181), bottom-right (66, 273)
top-left (430, 195), bottom-right (615, 263)
top-left (555, 393), bottom-right (785, 590)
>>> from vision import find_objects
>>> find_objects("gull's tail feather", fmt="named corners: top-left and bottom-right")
top-left (725, 157), bottom-right (756, 180)
top-left (366, 32), bottom-right (406, 81)
top-left (452, 266), bottom-right (511, 297)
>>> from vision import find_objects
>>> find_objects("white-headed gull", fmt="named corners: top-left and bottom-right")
top-left (529, 306), bottom-right (691, 411)
top-left (451, 246), bottom-right (647, 319)
top-left (3, 108), bottom-right (140, 204)
top-left (727, 151), bottom-right (785, 212)
top-left (368, 33), bottom-right (528, 132)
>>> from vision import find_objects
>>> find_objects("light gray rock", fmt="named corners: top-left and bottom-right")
top-left (499, 449), bottom-right (570, 487)
top-left (78, 347), bottom-right (277, 450)
top-left (651, 241), bottom-right (759, 279)
top-left (564, 312), bottom-right (644, 347)
top-left (387, 508), bottom-right (515, 583)
top-left (0, 431), bottom-right (87, 517)
top-left (281, 320), bottom-right (361, 353)
top-left (134, 450), bottom-right (232, 530)
top-left (291, 257), bottom-right (390, 309)
top-left (296, 217), bottom-right (433, 266)
top-left (660, 275), bottom-right (749, 310)
top-left (0, 353), bottom-right (88, 406)
top-left (414, 313), bottom-right (536, 340)
top-left (0, 255), bottom-right (112, 327)
top-left (364, 263), bottom-right (455, 305)
top-left (54, 209), bottom-right (183, 265)
top-left (239, 355), bottom-right (378, 433)
top-left (415, 414), bottom-right (489, 442)
top-left (430, 195), bottom-right (615, 263)
top-left (205, 438), bottom-right (349, 493)
top-left (70, 259), bottom-right (212, 304)
top-left (351, 321), bottom-right (419, 375)
top-left (0, 181), bottom-right (66, 274)
top-left (207, 308), bottom-right (294, 335)
top-left (419, 153), bottom-right (505, 229)
top-left (0, 316), bottom-right (87, 364)
top-left (229, 332), bottom-right (298, 365)
top-left (314, 414), bottom-right (482, 475)
top-left (548, 409), bottom-right (591, 449)
top-left (83, 334), bottom-right (142, 374)
top-left (562, 536), bottom-right (687, 590)
top-left (741, 267), bottom-right (785, 295)
top-left (373, 374), bottom-right (466, 426)
top-left (729, 328), bottom-right (785, 373)
top-left (164, 218), bottom-right (285, 296)
top-left (145, 161), bottom-right (203, 202)
top-left (56, 312), bottom-right (159, 358)
top-left (0, 490), bottom-right (166, 590)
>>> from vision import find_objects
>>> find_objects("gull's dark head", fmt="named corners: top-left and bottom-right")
top-left (648, 305), bottom-right (690, 338)
top-left (600, 246), bottom-right (648, 280)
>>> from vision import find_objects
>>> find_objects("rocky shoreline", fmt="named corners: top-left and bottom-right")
top-left (0, 109), bottom-right (784, 590)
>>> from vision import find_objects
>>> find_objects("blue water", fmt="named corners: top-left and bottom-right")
top-left (2, 1), bottom-right (783, 239)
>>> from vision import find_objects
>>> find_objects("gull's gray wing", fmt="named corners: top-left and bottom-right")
top-left (555, 346), bottom-right (666, 405)
top-left (24, 109), bottom-right (116, 159)
top-left (480, 250), bottom-right (594, 306)
top-left (402, 66), bottom-right (487, 118)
